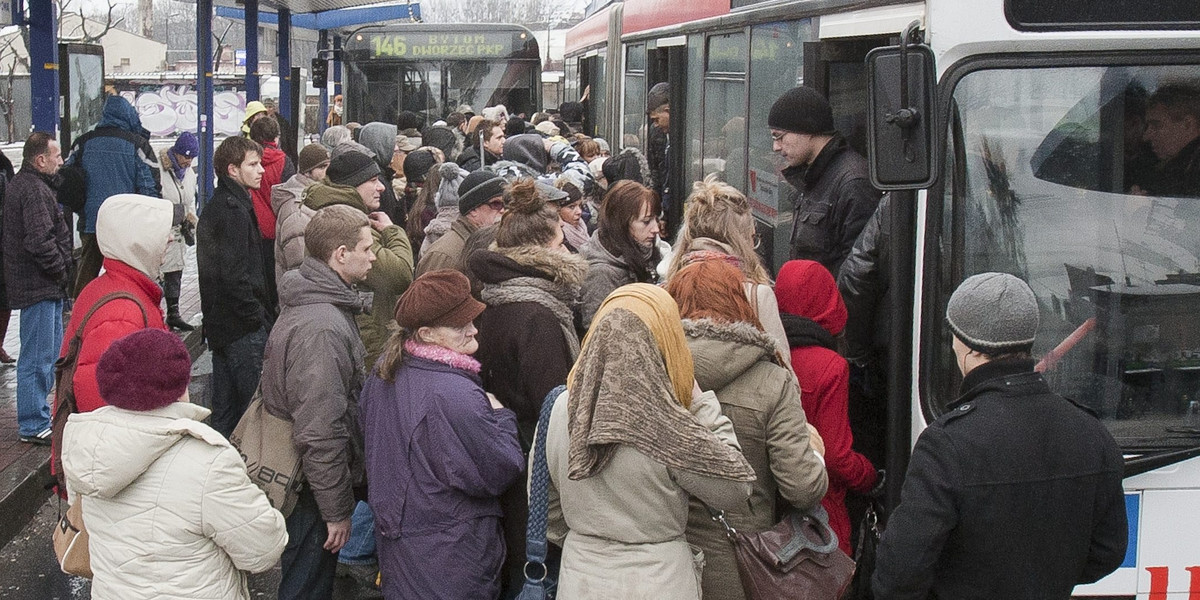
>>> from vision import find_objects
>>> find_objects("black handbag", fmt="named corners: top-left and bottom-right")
top-left (707, 504), bottom-right (856, 600)
top-left (845, 500), bottom-right (882, 599)
top-left (515, 385), bottom-right (565, 600)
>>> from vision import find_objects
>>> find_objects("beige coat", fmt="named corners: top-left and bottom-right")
top-left (415, 215), bottom-right (476, 277)
top-left (271, 172), bottom-right (318, 283)
top-left (156, 149), bottom-right (197, 274)
top-left (62, 403), bottom-right (287, 600)
top-left (683, 319), bottom-right (828, 600)
top-left (544, 389), bottom-right (753, 600)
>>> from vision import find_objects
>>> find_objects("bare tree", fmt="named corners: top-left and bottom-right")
top-left (57, 0), bottom-right (125, 44)
top-left (425, 0), bottom-right (583, 26)
top-left (0, 35), bottom-right (28, 142)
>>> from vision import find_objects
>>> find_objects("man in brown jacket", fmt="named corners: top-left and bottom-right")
top-left (415, 170), bottom-right (506, 276)
top-left (260, 205), bottom-right (375, 600)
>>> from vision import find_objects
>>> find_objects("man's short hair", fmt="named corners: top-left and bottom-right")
top-left (23, 131), bottom-right (55, 164)
top-left (1148, 82), bottom-right (1200, 123)
top-left (478, 119), bottom-right (501, 143)
top-left (305, 204), bottom-right (370, 262)
top-left (213, 136), bottom-right (263, 178)
top-left (249, 115), bottom-right (281, 144)
top-left (444, 112), bottom-right (465, 128)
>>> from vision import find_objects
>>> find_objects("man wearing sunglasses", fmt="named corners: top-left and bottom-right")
top-left (416, 170), bottom-right (507, 277)
top-left (768, 86), bottom-right (880, 277)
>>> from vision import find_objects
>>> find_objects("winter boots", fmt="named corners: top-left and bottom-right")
top-left (166, 298), bottom-right (194, 332)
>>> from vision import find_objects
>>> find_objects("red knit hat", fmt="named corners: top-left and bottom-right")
top-left (97, 329), bottom-right (192, 411)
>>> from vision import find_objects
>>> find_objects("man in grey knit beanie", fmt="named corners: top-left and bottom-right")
top-left (873, 271), bottom-right (1127, 598)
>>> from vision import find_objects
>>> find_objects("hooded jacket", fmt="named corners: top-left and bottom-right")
top-left (249, 140), bottom-right (295, 241)
top-left (62, 194), bottom-right (174, 414)
top-left (157, 149), bottom-right (198, 274)
top-left (872, 359), bottom-right (1127, 599)
top-left (358, 122), bottom-right (403, 221)
top-left (2, 166), bottom-right (72, 309)
top-left (73, 96), bottom-right (160, 233)
top-left (261, 257), bottom-right (372, 523)
top-left (272, 172), bottom-right (319, 282)
top-left (197, 175), bottom-right (272, 350)
top-left (782, 133), bottom-right (879, 275)
top-left (502, 134), bottom-right (549, 173)
top-left (683, 318), bottom-right (829, 600)
top-left (62, 403), bottom-right (287, 600)
top-left (303, 181), bottom-right (414, 366)
top-left (775, 259), bottom-right (877, 554)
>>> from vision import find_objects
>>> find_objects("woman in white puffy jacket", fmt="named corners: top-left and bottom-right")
top-left (62, 329), bottom-right (287, 600)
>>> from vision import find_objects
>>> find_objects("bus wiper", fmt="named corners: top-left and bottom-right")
top-left (1124, 444), bottom-right (1200, 478)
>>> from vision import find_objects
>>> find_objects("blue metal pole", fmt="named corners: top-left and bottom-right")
top-left (278, 8), bottom-right (291, 124)
top-left (332, 34), bottom-right (342, 98)
top-left (245, 0), bottom-right (259, 101)
top-left (318, 29), bottom-right (328, 135)
top-left (197, 0), bottom-right (214, 205)
top-left (29, 0), bottom-right (58, 134)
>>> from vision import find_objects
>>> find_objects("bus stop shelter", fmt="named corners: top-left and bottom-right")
top-left (15, 0), bottom-right (418, 200)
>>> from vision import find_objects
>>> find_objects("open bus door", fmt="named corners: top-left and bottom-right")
top-left (647, 43), bottom-right (687, 238)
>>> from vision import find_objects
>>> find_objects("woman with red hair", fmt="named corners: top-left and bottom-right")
top-left (669, 259), bottom-right (829, 600)
top-left (775, 259), bottom-right (880, 555)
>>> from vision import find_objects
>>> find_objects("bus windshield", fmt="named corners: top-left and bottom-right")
top-left (929, 64), bottom-right (1200, 451)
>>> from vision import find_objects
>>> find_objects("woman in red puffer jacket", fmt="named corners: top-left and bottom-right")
top-left (775, 259), bottom-right (879, 554)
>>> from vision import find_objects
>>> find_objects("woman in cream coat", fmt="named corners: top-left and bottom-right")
top-left (63, 329), bottom-right (287, 600)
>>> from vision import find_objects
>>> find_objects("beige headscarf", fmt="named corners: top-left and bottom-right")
top-left (565, 284), bottom-right (756, 483)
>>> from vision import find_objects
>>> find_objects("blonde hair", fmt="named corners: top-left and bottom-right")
top-left (667, 174), bottom-right (769, 284)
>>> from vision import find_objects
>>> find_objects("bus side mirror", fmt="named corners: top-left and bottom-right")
top-left (866, 22), bottom-right (936, 190)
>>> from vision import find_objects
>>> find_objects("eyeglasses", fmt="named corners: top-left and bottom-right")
top-left (487, 200), bottom-right (506, 212)
top-left (770, 131), bottom-right (788, 142)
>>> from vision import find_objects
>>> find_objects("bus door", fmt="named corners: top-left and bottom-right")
top-left (647, 41), bottom-right (687, 236)
top-left (803, 36), bottom-right (892, 157)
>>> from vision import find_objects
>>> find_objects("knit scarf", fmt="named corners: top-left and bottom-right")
top-left (167, 150), bottom-right (187, 183)
top-left (566, 285), bottom-right (756, 482)
top-left (404, 339), bottom-right (481, 374)
top-left (480, 245), bottom-right (586, 359)
top-left (562, 219), bottom-right (590, 252)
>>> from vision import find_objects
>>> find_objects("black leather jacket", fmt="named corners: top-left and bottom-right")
top-left (782, 133), bottom-right (880, 276)
top-left (872, 359), bottom-right (1128, 600)
top-left (837, 193), bottom-right (891, 364)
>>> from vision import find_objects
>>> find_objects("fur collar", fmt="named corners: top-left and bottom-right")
top-left (493, 244), bottom-right (588, 290)
top-left (682, 318), bottom-right (782, 365)
top-left (404, 340), bottom-right (481, 373)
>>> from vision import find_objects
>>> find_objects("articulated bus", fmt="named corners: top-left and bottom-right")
top-left (566, 0), bottom-right (1200, 597)
top-left (341, 23), bottom-right (542, 128)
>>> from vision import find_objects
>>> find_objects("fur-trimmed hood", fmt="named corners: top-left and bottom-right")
top-left (472, 243), bottom-right (588, 290)
top-left (683, 317), bottom-right (783, 391)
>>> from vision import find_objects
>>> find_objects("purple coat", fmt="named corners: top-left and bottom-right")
top-left (360, 354), bottom-right (525, 599)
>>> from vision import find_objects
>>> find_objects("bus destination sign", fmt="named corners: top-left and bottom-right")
top-left (367, 33), bottom-right (516, 59)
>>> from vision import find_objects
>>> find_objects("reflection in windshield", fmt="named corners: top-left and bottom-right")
top-left (936, 65), bottom-right (1200, 450)
top-left (345, 59), bottom-right (537, 127)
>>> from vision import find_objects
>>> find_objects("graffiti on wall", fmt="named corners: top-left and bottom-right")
top-left (113, 83), bottom-right (248, 138)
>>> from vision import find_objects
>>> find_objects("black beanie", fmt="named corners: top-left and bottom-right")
top-left (457, 170), bottom-right (506, 216)
top-left (327, 150), bottom-right (381, 188)
top-left (403, 149), bottom-right (438, 185)
top-left (768, 87), bottom-right (836, 135)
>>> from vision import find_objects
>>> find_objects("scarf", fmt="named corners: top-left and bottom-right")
top-left (779, 312), bottom-right (837, 352)
top-left (404, 339), bottom-right (481, 374)
top-left (566, 285), bottom-right (756, 482)
top-left (562, 219), bottom-right (590, 252)
top-left (482, 276), bottom-right (581, 360)
top-left (168, 150), bottom-right (187, 183)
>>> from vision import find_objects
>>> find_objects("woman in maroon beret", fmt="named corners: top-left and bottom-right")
top-left (358, 269), bottom-right (525, 599)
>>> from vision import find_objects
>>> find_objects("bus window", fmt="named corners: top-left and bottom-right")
top-left (623, 44), bottom-right (647, 149)
top-left (929, 65), bottom-right (1200, 451)
top-left (746, 20), bottom-right (811, 272)
top-left (702, 33), bottom-right (747, 190)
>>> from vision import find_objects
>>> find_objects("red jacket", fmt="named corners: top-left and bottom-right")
top-left (775, 259), bottom-right (877, 554)
top-left (249, 141), bottom-right (292, 241)
top-left (60, 259), bottom-right (168, 413)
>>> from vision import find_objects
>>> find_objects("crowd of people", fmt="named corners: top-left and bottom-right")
top-left (0, 78), bottom-right (1166, 599)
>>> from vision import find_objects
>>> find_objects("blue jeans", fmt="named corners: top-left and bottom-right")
top-left (279, 487), bottom-right (337, 600)
top-left (209, 326), bottom-right (267, 437)
top-left (16, 299), bottom-right (62, 437)
top-left (338, 501), bottom-right (377, 566)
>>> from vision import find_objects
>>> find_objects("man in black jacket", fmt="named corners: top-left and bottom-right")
top-left (3, 132), bottom-right (72, 444)
top-left (196, 135), bottom-right (270, 436)
top-left (873, 273), bottom-right (1128, 600)
top-left (456, 119), bottom-right (505, 172)
top-left (769, 87), bottom-right (879, 276)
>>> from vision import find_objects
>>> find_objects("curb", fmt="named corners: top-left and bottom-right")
top-left (0, 327), bottom-right (207, 549)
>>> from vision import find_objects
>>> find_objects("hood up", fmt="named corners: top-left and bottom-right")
top-left (96, 194), bottom-right (174, 280)
top-left (775, 259), bottom-right (847, 335)
top-left (358, 122), bottom-right (398, 169)
top-left (98, 95), bottom-right (149, 137)
top-left (303, 179), bottom-right (369, 213)
top-left (278, 256), bottom-right (372, 313)
top-left (62, 403), bottom-right (223, 498)
top-left (502, 133), bottom-right (549, 173)
top-left (683, 317), bottom-right (782, 391)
